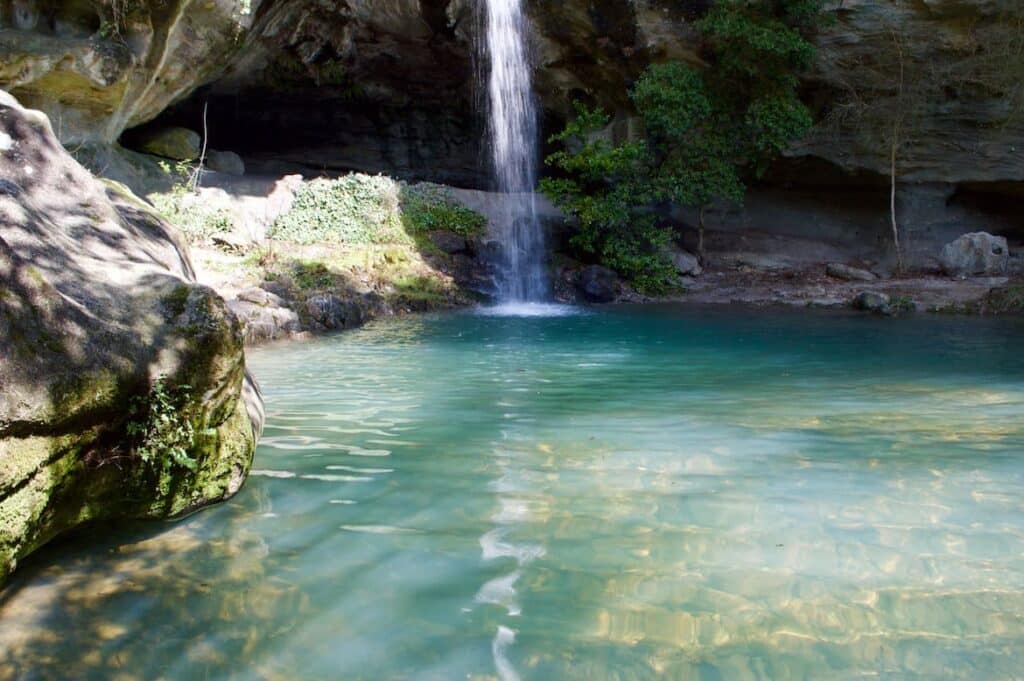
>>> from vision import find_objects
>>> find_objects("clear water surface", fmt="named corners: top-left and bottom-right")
top-left (3, 305), bottom-right (1024, 680)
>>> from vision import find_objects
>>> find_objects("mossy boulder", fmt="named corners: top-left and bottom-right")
top-left (0, 91), bottom-right (263, 582)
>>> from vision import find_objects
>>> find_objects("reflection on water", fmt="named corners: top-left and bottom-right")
top-left (3, 306), bottom-right (1024, 680)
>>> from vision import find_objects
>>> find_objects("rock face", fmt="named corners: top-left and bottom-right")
top-left (0, 92), bottom-right (262, 581)
top-left (940, 232), bottom-right (1010, 277)
top-left (577, 265), bottom-right (619, 303)
top-left (0, 0), bottom-right (251, 144)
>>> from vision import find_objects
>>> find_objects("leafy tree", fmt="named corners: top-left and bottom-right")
top-left (542, 0), bottom-right (821, 291)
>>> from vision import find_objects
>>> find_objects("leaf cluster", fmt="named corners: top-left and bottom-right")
top-left (542, 0), bottom-right (821, 291)
top-left (126, 377), bottom-right (198, 475)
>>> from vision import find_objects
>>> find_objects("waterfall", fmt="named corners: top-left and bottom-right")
top-left (482, 0), bottom-right (547, 302)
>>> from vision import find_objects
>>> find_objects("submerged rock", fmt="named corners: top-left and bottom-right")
top-left (941, 232), bottom-right (1009, 277)
top-left (0, 92), bottom-right (262, 582)
top-left (577, 265), bottom-right (619, 303)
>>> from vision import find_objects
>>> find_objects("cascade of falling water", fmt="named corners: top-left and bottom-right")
top-left (482, 0), bottom-right (548, 302)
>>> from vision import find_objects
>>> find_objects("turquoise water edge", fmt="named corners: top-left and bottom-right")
top-left (3, 305), bottom-right (1023, 680)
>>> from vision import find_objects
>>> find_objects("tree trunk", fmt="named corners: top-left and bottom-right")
top-left (890, 132), bottom-right (904, 275)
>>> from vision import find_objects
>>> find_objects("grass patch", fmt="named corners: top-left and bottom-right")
top-left (987, 285), bottom-right (1024, 314)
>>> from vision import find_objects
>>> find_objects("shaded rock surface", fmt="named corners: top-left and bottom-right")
top-left (207, 149), bottom-right (245, 176)
top-left (125, 125), bottom-right (201, 161)
top-left (0, 91), bottom-right (262, 582)
top-left (940, 232), bottom-right (1009, 277)
top-left (577, 265), bottom-right (619, 303)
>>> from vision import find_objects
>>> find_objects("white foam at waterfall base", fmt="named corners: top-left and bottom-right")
top-left (477, 302), bottom-right (580, 317)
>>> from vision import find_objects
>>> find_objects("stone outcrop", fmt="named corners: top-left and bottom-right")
top-left (0, 91), bottom-right (263, 581)
top-left (941, 231), bottom-right (1010, 277)
top-left (4, 0), bottom-right (1022, 190)
top-left (0, 0), bottom-right (251, 144)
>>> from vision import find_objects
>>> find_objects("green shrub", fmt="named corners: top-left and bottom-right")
top-left (150, 164), bottom-right (235, 243)
top-left (270, 174), bottom-right (486, 246)
top-left (400, 184), bottom-right (487, 238)
top-left (270, 175), bottom-right (404, 245)
top-left (126, 377), bottom-right (198, 477)
top-left (541, 0), bottom-right (821, 293)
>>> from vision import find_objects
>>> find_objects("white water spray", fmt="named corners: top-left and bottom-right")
top-left (482, 0), bottom-right (547, 302)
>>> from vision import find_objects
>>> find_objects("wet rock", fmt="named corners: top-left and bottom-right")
top-left (429, 230), bottom-right (468, 255)
top-left (302, 294), bottom-right (363, 330)
top-left (207, 149), bottom-right (245, 176)
top-left (227, 299), bottom-right (301, 344)
top-left (577, 265), bottom-right (619, 303)
top-left (826, 263), bottom-right (877, 282)
top-left (128, 126), bottom-right (201, 161)
top-left (940, 232), bottom-right (1009, 277)
top-left (852, 291), bottom-right (892, 314)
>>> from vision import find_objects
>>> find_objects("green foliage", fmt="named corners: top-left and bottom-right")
top-left (269, 174), bottom-right (485, 246)
top-left (542, 0), bottom-right (821, 292)
top-left (271, 175), bottom-right (403, 245)
top-left (291, 261), bottom-right (335, 290)
top-left (541, 105), bottom-right (674, 294)
top-left (126, 377), bottom-right (198, 476)
top-left (150, 162), bottom-right (235, 243)
top-left (400, 184), bottom-right (487, 238)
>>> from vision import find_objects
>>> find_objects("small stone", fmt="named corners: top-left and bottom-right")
top-left (236, 286), bottom-right (285, 308)
top-left (826, 263), bottom-right (877, 282)
top-left (852, 291), bottom-right (891, 314)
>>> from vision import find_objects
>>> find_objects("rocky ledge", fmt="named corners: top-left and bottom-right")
top-left (0, 92), bottom-right (263, 581)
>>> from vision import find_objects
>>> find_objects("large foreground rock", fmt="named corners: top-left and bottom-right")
top-left (940, 232), bottom-right (1009, 277)
top-left (0, 92), bottom-right (263, 581)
